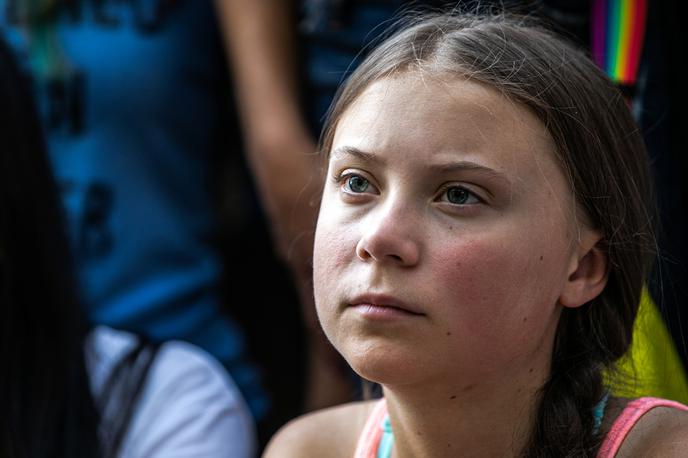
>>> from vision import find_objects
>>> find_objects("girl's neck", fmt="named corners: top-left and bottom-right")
top-left (382, 357), bottom-right (550, 458)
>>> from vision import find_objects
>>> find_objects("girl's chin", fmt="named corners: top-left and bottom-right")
top-left (344, 353), bottom-right (438, 387)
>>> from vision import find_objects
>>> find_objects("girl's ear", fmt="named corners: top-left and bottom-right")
top-left (559, 229), bottom-right (608, 309)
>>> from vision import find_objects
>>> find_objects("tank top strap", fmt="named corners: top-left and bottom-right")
top-left (597, 397), bottom-right (688, 457)
top-left (354, 399), bottom-right (388, 458)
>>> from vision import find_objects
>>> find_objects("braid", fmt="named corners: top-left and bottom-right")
top-left (524, 260), bottom-right (640, 457)
top-left (524, 309), bottom-right (607, 457)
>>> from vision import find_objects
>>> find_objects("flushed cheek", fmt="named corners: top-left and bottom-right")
top-left (431, 236), bottom-right (563, 355)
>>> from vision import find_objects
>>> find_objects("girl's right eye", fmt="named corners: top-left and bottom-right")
top-left (345, 175), bottom-right (370, 193)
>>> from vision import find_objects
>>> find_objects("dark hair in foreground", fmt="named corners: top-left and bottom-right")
top-left (320, 13), bottom-right (656, 457)
top-left (0, 39), bottom-right (101, 457)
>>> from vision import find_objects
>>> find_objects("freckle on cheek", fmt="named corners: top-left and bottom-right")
top-left (462, 384), bottom-right (475, 393)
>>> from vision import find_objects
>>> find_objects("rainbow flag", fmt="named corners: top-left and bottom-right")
top-left (591, 0), bottom-right (647, 86)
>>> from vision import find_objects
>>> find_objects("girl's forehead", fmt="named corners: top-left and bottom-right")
top-left (331, 73), bottom-right (556, 173)
top-left (328, 72), bottom-right (580, 227)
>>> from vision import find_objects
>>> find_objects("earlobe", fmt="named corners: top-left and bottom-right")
top-left (559, 232), bottom-right (609, 308)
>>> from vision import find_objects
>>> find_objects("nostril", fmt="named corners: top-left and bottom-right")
top-left (356, 244), bottom-right (372, 261)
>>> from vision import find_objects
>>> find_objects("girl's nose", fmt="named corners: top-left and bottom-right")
top-left (355, 205), bottom-right (420, 266)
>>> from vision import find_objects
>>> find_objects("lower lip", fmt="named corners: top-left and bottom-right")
top-left (350, 304), bottom-right (423, 320)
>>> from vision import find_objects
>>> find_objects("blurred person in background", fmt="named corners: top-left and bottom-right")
top-left (0, 36), bottom-right (256, 457)
top-left (216, 0), bottom-right (350, 416)
top-left (0, 0), bottom-right (325, 446)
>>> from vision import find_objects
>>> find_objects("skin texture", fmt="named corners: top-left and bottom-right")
top-left (316, 73), bottom-right (586, 390)
top-left (307, 72), bottom-right (610, 457)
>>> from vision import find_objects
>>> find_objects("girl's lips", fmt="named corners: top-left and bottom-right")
top-left (347, 294), bottom-right (425, 317)
top-left (350, 303), bottom-right (425, 319)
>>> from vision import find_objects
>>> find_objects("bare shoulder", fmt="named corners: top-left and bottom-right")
top-left (263, 400), bottom-right (379, 458)
top-left (634, 406), bottom-right (688, 457)
top-left (614, 399), bottom-right (688, 458)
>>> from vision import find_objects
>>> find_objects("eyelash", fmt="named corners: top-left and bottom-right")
top-left (335, 172), bottom-right (483, 206)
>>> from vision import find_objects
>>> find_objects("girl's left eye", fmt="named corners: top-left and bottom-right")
top-left (441, 186), bottom-right (481, 205)
top-left (341, 173), bottom-right (376, 194)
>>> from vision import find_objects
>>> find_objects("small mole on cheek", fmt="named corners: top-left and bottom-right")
top-left (449, 395), bottom-right (457, 400)
top-left (446, 331), bottom-right (452, 336)
top-left (523, 317), bottom-right (528, 323)
top-left (529, 368), bottom-right (534, 373)
top-left (539, 255), bottom-right (544, 261)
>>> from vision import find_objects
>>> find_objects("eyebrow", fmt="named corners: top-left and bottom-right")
top-left (330, 145), bottom-right (511, 186)
top-left (330, 146), bottom-right (385, 165)
top-left (430, 161), bottom-right (512, 186)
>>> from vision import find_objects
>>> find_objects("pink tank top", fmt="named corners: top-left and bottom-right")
top-left (354, 397), bottom-right (688, 458)
top-left (354, 399), bottom-right (388, 458)
top-left (597, 397), bottom-right (688, 457)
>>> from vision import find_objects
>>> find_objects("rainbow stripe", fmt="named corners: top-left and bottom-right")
top-left (591, 0), bottom-right (647, 86)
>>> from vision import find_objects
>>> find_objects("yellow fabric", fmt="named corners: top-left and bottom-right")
top-left (606, 289), bottom-right (688, 403)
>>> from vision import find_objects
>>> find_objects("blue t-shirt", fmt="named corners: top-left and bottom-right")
top-left (2, 0), bottom-right (266, 419)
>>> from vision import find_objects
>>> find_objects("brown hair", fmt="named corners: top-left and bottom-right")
top-left (319, 13), bottom-right (655, 457)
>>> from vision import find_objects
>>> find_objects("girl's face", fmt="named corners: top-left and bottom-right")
top-left (314, 73), bottom-right (585, 389)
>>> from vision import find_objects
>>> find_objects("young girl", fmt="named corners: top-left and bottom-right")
top-left (265, 12), bottom-right (688, 458)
